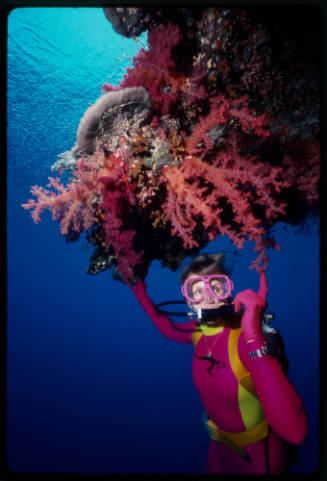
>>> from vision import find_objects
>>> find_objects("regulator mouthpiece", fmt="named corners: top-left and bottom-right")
top-left (198, 303), bottom-right (235, 324)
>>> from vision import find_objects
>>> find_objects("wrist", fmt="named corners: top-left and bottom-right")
top-left (241, 311), bottom-right (263, 344)
top-left (245, 333), bottom-right (264, 344)
top-left (243, 327), bottom-right (264, 342)
top-left (244, 335), bottom-right (265, 349)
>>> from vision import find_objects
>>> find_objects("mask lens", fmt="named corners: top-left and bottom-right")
top-left (187, 278), bottom-right (205, 302)
top-left (209, 276), bottom-right (229, 299)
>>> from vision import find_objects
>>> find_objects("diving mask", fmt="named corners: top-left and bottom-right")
top-left (181, 274), bottom-right (234, 304)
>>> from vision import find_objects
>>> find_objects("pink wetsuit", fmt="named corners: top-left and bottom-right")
top-left (134, 291), bottom-right (308, 474)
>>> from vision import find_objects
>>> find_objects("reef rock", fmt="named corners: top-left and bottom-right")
top-left (71, 86), bottom-right (152, 156)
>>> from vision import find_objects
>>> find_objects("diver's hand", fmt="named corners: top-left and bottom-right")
top-left (128, 277), bottom-right (147, 300)
top-left (233, 273), bottom-right (267, 343)
top-left (128, 278), bottom-right (157, 314)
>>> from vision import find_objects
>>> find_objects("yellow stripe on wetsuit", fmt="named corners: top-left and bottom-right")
top-left (228, 327), bottom-right (265, 430)
top-left (193, 326), bottom-right (269, 457)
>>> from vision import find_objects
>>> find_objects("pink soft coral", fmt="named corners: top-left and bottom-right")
top-left (161, 121), bottom-right (292, 272)
top-left (22, 149), bottom-right (144, 282)
top-left (21, 152), bottom-right (105, 237)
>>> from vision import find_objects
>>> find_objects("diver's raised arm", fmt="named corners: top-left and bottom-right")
top-left (129, 278), bottom-right (196, 344)
top-left (235, 274), bottom-right (308, 445)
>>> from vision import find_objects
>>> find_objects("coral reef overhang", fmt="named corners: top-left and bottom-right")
top-left (22, 6), bottom-right (320, 282)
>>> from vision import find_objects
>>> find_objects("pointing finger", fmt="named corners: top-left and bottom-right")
top-left (257, 272), bottom-right (268, 303)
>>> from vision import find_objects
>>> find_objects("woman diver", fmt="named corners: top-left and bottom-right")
top-left (129, 253), bottom-right (308, 474)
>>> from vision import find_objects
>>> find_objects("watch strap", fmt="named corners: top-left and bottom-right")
top-left (248, 341), bottom-right (275, 359)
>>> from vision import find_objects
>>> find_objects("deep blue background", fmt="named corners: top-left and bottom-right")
top-left (7, 7), bottom-right (320, 474)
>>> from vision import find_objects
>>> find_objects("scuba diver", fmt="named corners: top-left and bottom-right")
top-left (129, 253), bottom-right (308, 474)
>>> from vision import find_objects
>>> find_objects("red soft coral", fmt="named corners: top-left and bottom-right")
top-left (119, 22), bottom-right (183, 114)
top-left (97, 152), bottom-right (144, 282)
top-left (186, 95), bottom-right (269, 156)
top-left (98, 174), bottom-right (143, 282)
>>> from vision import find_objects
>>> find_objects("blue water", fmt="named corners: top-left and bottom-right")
top-left (7, 7), bottom-right (320, 474)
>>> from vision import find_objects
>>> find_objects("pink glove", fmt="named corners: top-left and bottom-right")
top-left (128, 277), bottom-right (147, 300)
top-left (233, 273), bottom-right (268, 343)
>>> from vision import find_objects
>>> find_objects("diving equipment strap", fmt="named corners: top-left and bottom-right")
top-left (204, 416), bottom-right (269, 459)
top-left (228, 327), bottom-right (260, 399)
top-left (194, 326), bottom-right (270, 457)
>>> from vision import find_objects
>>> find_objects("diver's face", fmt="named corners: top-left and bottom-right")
top-left (185, 273), bottom-right (227, 314)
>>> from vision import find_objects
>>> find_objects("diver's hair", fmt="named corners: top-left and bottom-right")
top-left (179, 253), bottom-right (230, 285)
